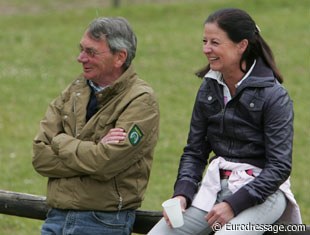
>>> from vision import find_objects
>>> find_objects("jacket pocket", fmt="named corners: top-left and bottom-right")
top-left (238, 91), bottom-right (265, 125)
top-left (198, 91), bottom-right (222, 117)
top-left (91, 210), bottom-right (135, 228)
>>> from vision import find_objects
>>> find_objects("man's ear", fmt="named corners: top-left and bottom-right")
top-left (114, 49), bottom-right (128, 68)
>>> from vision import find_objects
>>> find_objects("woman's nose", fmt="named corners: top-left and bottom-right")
top-left (203, 44), bottom-right (212, 54)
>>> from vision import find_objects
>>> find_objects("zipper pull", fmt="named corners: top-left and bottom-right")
top-left (118, 196), bottom-right (123, 211)
top-left (116, 196), bottom-right (123, 220)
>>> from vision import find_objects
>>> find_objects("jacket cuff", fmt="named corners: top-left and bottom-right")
top-left (173, 180), bottom-right (197, 207)
top-left (51, 134), bottom-right (64, 155)
top-left (51, 133), bottom-right (77, 157)
top-left (223, 187), bottom-right (256, 216)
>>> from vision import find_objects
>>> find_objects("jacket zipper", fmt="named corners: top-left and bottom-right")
top-left (73, 92), bottom-right (78, 137)
top-left (113, 177), bottom-right (123, 219)
top-left (221, 93), bottom-right (238, 154)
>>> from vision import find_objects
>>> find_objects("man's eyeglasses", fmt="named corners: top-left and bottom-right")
top-left (79, 45), bottom-right (110, 58)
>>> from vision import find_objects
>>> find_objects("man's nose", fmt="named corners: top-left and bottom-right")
top-left (77, 51), bottom-right (88, 63)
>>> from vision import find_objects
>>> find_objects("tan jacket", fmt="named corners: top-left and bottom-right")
top-left (32, 65), bottom-right (160, 211)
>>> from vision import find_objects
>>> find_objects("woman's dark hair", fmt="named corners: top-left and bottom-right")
top-left (197, 8), bottom-right (283, 83)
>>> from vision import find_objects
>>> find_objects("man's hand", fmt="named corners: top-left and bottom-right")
top-left (206, 202), bottom-right (234, 227)
top-left (101, 128), bottom-right (126, 144)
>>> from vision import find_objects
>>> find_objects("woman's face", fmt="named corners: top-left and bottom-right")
top-left (203, 23), bottom-right (246, 76)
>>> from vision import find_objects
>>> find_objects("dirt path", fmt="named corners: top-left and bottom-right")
top-left (0, 0), bottom-right (109, 15)
top-left (0, 0), bottom-right (182, 16)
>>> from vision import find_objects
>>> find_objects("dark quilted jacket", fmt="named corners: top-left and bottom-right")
top-left (173, 58), bottom-right (293, 216)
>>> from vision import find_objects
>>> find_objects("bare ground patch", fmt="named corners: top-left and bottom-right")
top-left (0, 0), bottom-right (109, 15)
top-left (0, 0), bottom-right (188, 16)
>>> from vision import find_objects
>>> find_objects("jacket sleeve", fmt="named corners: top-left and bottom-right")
top-left (224, 85), bottom-right (294, 216)
top-left (32, 89), bottom-right (83, 178)
top-left (50, 92), bottom-right (159, 181)
top-left (173, 87), bottom-right (211, 205)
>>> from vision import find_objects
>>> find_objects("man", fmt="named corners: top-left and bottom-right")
top-left (32, 17), bottom-right (160, 235)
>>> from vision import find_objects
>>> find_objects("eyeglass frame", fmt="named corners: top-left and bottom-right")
top-left (78, 44), bottom-right (111, 58)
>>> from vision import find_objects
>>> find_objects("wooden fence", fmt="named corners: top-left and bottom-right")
top-left (0, 190), bottom-right (309, 234)
top-left (0, 190), bottom-right (161, 234)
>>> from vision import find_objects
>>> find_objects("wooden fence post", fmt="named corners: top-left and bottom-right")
top-left (112, 0), bottom-right (121, 8)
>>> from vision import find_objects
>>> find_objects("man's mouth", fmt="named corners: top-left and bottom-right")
top-left (83, 66), bottom-right (92, 72)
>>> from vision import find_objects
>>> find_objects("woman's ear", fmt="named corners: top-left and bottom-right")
top-left (238, 39), bottom-right (249, 54)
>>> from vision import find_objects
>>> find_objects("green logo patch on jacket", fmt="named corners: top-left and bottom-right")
top-left (129, 124), bottom-right (143, 146)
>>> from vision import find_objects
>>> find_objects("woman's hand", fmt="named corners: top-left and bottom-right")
top-left (100, 128), bottom-right (126, 144)
top-left (205, 202), bottom-right (234, 228)
top-left (163, 196), bottom-right (187, 227)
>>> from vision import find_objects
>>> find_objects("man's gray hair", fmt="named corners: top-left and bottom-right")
top-left (87, 17), bottom-right (137, 69)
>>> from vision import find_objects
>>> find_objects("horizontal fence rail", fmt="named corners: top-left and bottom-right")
top-left (0, 190), bottom-right (162, 234)
top-left (0, 190), bottom-right (309, 234)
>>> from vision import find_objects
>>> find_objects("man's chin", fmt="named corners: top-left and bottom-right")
top-left (83, 73), bottom-right (93, 80)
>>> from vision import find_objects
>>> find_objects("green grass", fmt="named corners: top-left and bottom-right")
top-left (0, 0), bottom-right (309, 234)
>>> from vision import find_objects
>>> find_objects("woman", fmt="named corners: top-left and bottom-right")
top-left (148, 8), bottom-right (301, 235)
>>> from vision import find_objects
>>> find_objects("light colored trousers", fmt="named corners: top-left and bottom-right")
top-left (148, 179), bottom-right (286, 235)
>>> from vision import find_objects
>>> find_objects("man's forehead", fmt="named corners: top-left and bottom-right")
top-left (80, 32), bottom-right (107, 48)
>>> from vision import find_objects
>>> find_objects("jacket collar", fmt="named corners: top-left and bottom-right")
top-left (205, 60), bottom-right (256, 88)
top-left (86, 64), bottom-right (136, 104)
top-left (203, 58), bottom-right (276, 90)
top-left (239, 58), bottom-right (276, 89)
top-left (107, 64), bottom-right (136, 92)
